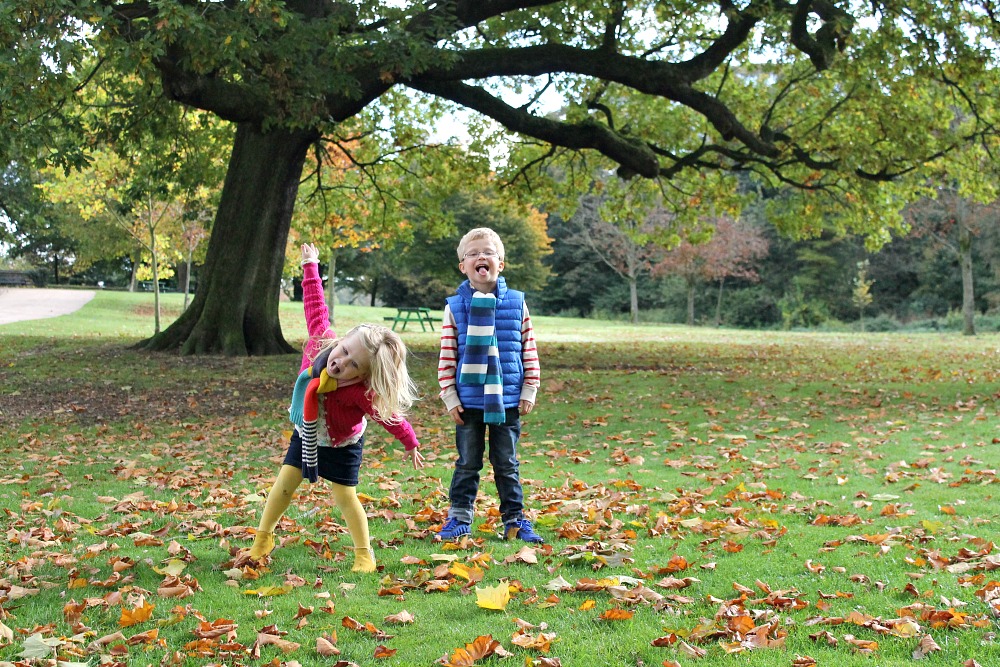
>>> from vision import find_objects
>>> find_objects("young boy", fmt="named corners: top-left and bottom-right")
top-left (436, 227), bottom-right (543, 543)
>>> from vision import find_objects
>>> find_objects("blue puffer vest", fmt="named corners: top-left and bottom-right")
top-left (447, 277), bottom-right (524, 409)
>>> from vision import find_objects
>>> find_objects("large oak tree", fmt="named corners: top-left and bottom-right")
top-left (7, 1), bottom-right (998, 354)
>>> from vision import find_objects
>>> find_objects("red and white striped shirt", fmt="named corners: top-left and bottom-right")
top-left (438, 302), bottom-right (540, 412)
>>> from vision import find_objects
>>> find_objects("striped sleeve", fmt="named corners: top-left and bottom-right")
top-left (520, 303), bottom-right (540, 405)
top-left (437, 304), bottom-right (461, 411)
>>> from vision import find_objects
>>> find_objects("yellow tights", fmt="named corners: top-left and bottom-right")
top-left (248, 465), bottom-right (301, 560)
top-left (331, 482), bottom-right (376, 572)
top-left (248, 464), bottom-right (375, 572)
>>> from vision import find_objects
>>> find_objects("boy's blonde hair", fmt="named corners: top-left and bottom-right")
top-left (316, 324), bottom-right (417, 424)
top-left (457, 227), bottom-right (505, 261)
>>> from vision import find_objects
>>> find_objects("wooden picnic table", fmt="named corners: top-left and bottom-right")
top-left (385, 306), bottom-right (440, 332)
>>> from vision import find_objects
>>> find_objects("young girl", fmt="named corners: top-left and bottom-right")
top-left (247, 243), bottom-right (424, 573)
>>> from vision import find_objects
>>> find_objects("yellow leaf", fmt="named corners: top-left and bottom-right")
top-left (450, 561), bottom-right (484, 582)
top-left (153, 559), bottom-right (187, 576)
top-left (244, 585), bottom-right (292, 597)
top-left (475, 582), bottom-right (511, 611)
top-left (921, 520), bottom-right (944, 534)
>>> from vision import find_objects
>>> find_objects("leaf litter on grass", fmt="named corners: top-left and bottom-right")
top-left (1, 333), bottom-right (999, 665)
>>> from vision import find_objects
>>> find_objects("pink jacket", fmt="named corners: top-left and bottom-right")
top-left (300, 261), bottom-right (419, 451)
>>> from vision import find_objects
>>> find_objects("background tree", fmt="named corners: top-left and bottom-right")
top-left (852, 260), bottom-right (874, 331)
top-left (532, 210), bottom-right (609, 317)
top-left (903, 136), bottom-right (1000, 336)
top-left (569, 192), bottom-right (663, 324)
top-left (176, 205), bottom-right (211, 310)
top-left (288, 133), bottom-right (475, 319)
top-left (366, 188), bottom-right (552, 308)
top-left (653, 215), bottom-right (769, 326)
top-left (2, 160), bottom-right (128, 284)
top-left (40, 148), bottom-right (185, 333)
top-left (8, 1), bottom-right (999, 354)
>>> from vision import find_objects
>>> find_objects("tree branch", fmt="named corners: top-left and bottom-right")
top-left (404, 0), bottom-right (558, 42)
top-left (411, 43), bottom-right (779, 155)
top-left (790, 0), bottom-right (854, 70)
top-left (407, 79), bottom-right (660, 178)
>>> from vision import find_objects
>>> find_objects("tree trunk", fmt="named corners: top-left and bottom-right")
top-left (629, 274), bottom-right (639, 324)
top-left (714, 277), bottom-right (724, 327)
top-left (149, 217), bottom-right (161, 335)
top-left (686, 280), bottom-right (695, 326)
top-left (959, 221), bottom-right (976, 336)
top-left (183, 251), bottom-right (193, 310)
top-left (137, 122), bottom-right (318, 355)
top-left (129, 252), bottom-right (139, 292)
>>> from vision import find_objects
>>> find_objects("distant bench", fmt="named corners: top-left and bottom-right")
top-left (0, 270), bottom-right (32, 287)
top-left (384, 307), bottom-right (441, 332)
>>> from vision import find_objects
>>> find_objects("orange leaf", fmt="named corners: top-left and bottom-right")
top-left (342, 616), bottom-right (365, 632)
top-left (126, 628), bottom-right (159, 645)
top-left (119, 599), bottom-right (155, 627)
top-left (445, 634), bottom-right (501, 666)
top-left (599, 608), bottom-right (634, 621)
top-left (511, 630), bottom-right (556, 653)
top-left (374, 644), bottom-right (396, 658)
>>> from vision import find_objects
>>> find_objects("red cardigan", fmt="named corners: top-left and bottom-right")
top-left (299, 261), bottom-right (419, 451)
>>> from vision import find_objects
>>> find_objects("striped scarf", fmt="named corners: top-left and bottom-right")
top-left (289, 347), bottom-right (338, 483)
top-left (458, 290), bottom-right (505, 424)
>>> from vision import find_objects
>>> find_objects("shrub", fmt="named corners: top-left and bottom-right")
top-left (723, 286), bottom-right (782, 329)
top-left (860, 313), bottom-right (901, 332)
top-left (779, 294), bottom-right (830, 330)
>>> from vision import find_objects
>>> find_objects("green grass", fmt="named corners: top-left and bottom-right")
top-left (1, 289), bottom-right (999, 666)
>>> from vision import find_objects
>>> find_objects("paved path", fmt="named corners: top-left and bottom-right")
top-left (0, 288), bottom-right (96, 325)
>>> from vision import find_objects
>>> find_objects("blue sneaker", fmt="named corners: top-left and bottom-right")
top-left (436, 518), bottom-right (471, 541)
top-left (504, 519), bottom-right (544, 544)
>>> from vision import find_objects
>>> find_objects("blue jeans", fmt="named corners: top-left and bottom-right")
top-left (447, 407), bottom-right (524, 525)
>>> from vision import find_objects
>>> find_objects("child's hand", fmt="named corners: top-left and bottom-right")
top-left (448, 405), bottom-right (464, 425)
top-left (410, 448), bottom-right (425, 470)
top-left (301, 243), bottom-right (319, 263)
top-left (519, 399), bottom-right (534, 416)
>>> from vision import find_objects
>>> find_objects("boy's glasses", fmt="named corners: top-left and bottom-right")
top-left (463, 250), bottom-right (499, 259)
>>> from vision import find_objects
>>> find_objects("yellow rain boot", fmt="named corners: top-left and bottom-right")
top-left (248, 531), bottom-right (275, 560)
top-left (331, 482), bottom-right (376, 573)
top-left (351, 546), bottom-right (377, 573)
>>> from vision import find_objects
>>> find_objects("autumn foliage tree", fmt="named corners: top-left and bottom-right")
top-left (7, 1), bottom-right (1000, 353)
top-left (653, 216), bottom-right (769, 326)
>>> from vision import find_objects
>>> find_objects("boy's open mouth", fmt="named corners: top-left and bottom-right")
top-left (475, 261), bottom-right (490, 276)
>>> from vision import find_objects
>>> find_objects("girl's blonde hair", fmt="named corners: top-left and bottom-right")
top-left (316, 324), bottom-right (417, 424)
